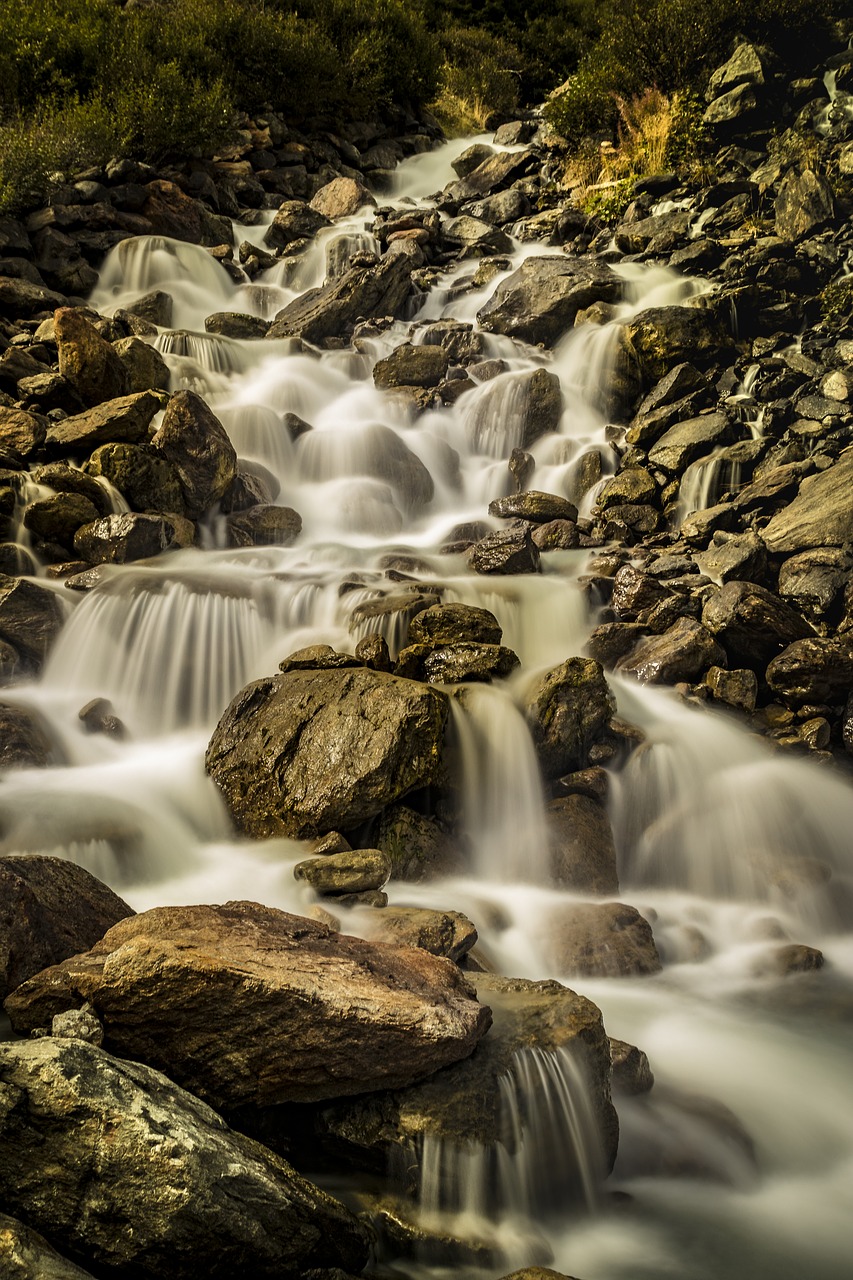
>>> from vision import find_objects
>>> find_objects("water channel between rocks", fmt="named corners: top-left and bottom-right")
top-left (4, 134), bottom-right (853, 1279)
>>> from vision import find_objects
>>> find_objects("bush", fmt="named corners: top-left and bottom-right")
top-left (0, 99), bottom-right (118, 215)
top-left (432, 25), bottom-right (521, 134)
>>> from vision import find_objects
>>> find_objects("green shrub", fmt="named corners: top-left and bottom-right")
top-left (0, 98), bottom-right (118, 215)
top-left (432, 24), bottom-right (520, 134)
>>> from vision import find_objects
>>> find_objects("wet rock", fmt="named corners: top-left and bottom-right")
top-left (647, 412), bottom-right (733, 473)
top-left (204, 311), bottom-right (270, 339)
top-left (547, 795), bottom-right (619, 894)
top-left (0, 408), bottom-right (46, 458)
top-left (310, 177), bottom-right (375, 219)
top-left (617, 617), bottom-right (725, 684)
top-left (775, 170), bottom-right (835, 242)
top-left (443, 148), bottom-right (538, 203)
top-left (610, 564), bottom-right (670, 618)
top-left (141, 179), bottom-right (232, 246)
top-left (477, 257), bottom-right (622, 347)
top-left (373, 342), bottom-right (449, 389)
top-left (22, 492), bottom-right (100, 548)
top-left (268, 253), bottom-right (413, 344)
top-left (294, 848), bottom-right (392, 895)
top-left (778, 547), bottom-right (851, 617)
top-left (609, 1038), bottom-right (654, 1095)
top-left (54, 308), bottom-right (129, 409)
top-left (547, 902), bottom-right (661, 978)
top-left (498, 1271), bottom-right (581, 1280)
top-left (468, 522), bottom-right (541, 575)
top-left (112, 335), bottom-right (170, 393)
top-left (0, 855), bottom-right (132, 998)
top-left (702, 581), bottom-right (814, 666)
top-left (374, 805), bottom-right (463, 881)
top-left (624, 308), bottom-right (734, 384)
top-left (264, 199), bottom-right (331, 250)
top-left (0, 704), bottom-right (58, 769)
top-left (443, 215), bottom-right (513, 255)
top-left (366, 907), bottom-right (478, 963)
top-left (319, 971), bottom-right (618, 1172)
top-left (451, 144), bottom-right (494, 178)
top-left (151, 390), bottom-right (237, 519)
top-left (125, 288), bottom-right (172, 327)
top-left (84, 441), bottom-right (185, 515)
top-left (695, 530), bottom-right (767, 586)
top-left (532, 518), bottom-right (578, 550)
top-left (78, 697), bottom-right (126, 739)
top-left (524, 658), bottom-right (615, 781)
top-left (0, 575), bottom-right (64, 670)
top-left (277, 644), bottom-right (359, 673)
top-left (354, 633), bottom-right (392, 672)
top-left (300, 421), bottom-right (434, 511)
top-left (74, 512), bottom-right (176, 564)
top-left (421, 642), bottom-right (519, 683)
top-left (0, 1036), bottom-right (370, 1279)
top-left (757, 944), bottom-right (824, 977)
top-left (766, 636), bottom-right (853, 707)
top-left (6, 903), bottom-right (491, 1106)
top-left (226, 504), bottom-right (302, 547)
top-left (0, 276), bottom-right (67, 318)
top-left (0, 1214), bottom-right (96, 1280)
top-left (596, 468), bottom-right (658, 510)
top-left (206, 666), bottom-right (448, 839)
top-left (762, 451), bottom-right (853, 552)
top-left (489, 490), bottom-right (578, 524)
top-left (704, 665), bottom-right (758, 712)
top-left (408, 602), bottom-right (502, 646)
top-left (44, 390), bottom-right (161, 454)
top-left (359, 1194), bottom-right (496, 1270)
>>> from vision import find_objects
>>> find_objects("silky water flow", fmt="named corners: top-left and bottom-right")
top-left (1, 135), bottom-right (852, 1280)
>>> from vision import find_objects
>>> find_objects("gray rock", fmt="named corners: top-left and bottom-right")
top-left (762, 451), bottom-right (853, 552)
top-left (617, 617), bottom-right (725, 684)
top-left (451, 144), bottom-right (494, 178)
top-left (477, 256), bottom-right (622, 347)
top-left (647, 412), bottom-right (732, 473)
top-left (204, 312), bottom-right (269, 340)
top-left (124, 288), bottom-right (173, 327)
top-left (264, 199), bottom-right (331, 250)
top-left (151, 390), bottom-right (237, 519)
top-left (609, 1039), bottom-right (655, 1096)
top-left (443, 215), bottom-right (513, 255)
top-left (694, 530), bottom-right (767, 585)
top-left (524, 657), bottom-right (615, 780)
top-left (373, 342), bottom-right (449, 389)
top-left (778, 547), bottom-right (851, 617)
top-left (205, 666), bottom-right (448, 839)
top-left (267, 254), bottom-right (413, 344)
top-left (468, 522), bottom-right (541, 575)
top-left (6, 903), bottom-right (491, 1107)
top-left (0, 1037), bottom-right (370, 1278)
top-left (112, 336), bottom-right (170, 393)
top-left (0, 704), bottom-right (58, 770)
top-left (707, 42), bottom-right (773, 97)
top-left (0, 855), bottom-right (132, 999)
top-left (0, 275), bottom-right (67, 318)
top-left (443, 148), bottom-right (538, 203)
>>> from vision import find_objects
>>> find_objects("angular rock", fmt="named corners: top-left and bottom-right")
top-left (624, 307), bottom-right (734, 384)
top-left (151, 390), bottom-right (237, 519)
top-left (775, 169), bottom-right (835, 242)
top-left (0, 1037), bottom-right (370, 1279)
top-left (310, 177), bottom-right (375, 219)
top-left (0, 855), bottom-right (132, 998)
top-left (141, 180), bottom-right (231, 246)
top-left (762, 451), bottom-right (853, 552)
top-left (112, 335), bottom-right (171, 393)
top-left (264, 199), bottom-right (331, 250)
top-left (74, 512), bottom-right (176, 564)
top-left (695, 531), bottom-right (767, 586)
top-left (5, 903), bottom-right (491, 1106)
top-left (477, 257), bottom-right (622, 347)
top-left (596, 468), bottom-right (658, 510)
top-left (451, 144), bottom-right (494, 178)
top-left (205, 666), bottom-right (448, 839)
top-left (704, 665), bottom-right (758, 712)
top-left (0, 276), bottom-right (66, 319)
top-left (0, 408), bottom-right (46, 458)
top-left (365, 907), bottom-right (478, 963)
top-left (443, 215), bottom-right (513, 255)
top-left (609, 1039), bottom-right (655, 1096)
top-left (45, 390), bottom-right (161, 453)
top-left (547, 795), bottom-right (619, 895)
top-left (373, 342), bottom-right (450, 389)
top-left (23, 491), bottom-right (100, 548)
top-left (294, 848), bottom-right (392, 895)
top-left (547, 902), bottom-right (661, 978)
top-left (226, 504), bottom-right (302, 547)
top-left (0, 575), bottom-right (64, 669)
top-left (408, 602), bottom-right (502, 646)
top-left (374, 804), bottom-right (463, 881)
top-left (268, 254), bottom-right (413, 344)
top-left (532, 518), bottom-right (578, 550)
top-left (489, 490), bottom-right (578, 524)
top-left (422, 642), bottom-right (520, 684)
top-left (0, 704), bottom-right (58, 770)
top-left (468, 522), bottom-right (541, 575)
top-left (778, 547), bottom-right (851, 617)
top-left (647, 412), bottom-right (732, 473)
top-left (442, 149), bottom-right (538, 204)
top-left (702, 581), bottom-right (813, 666)
top-left (524, 658), bottom-right (615, 781)
top-left (617, 617), bottom-right (725, 684)
top-left (766, 636), bottom-right (853, 707)
top-left (84, 442), bottom-right (185, 515)
top-left (54, 308), bottom-right (129, 408)
top-left (0, 1214), bottom-right (96, 1280)
top-left (125, 288), bottom-right (173, 327)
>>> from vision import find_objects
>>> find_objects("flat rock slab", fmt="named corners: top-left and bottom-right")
top-left (477, 256), bottom-right (622, 347)
top-left (762, 450), bottom-right (853, 552)
top-left (5, 901), bottom-right (491, 1107)
top-left (0, 1037), bottom-right (370, 1279)
top-left (206, 666), bottom-right (448, 839)
top-left (44, 391), bottom-right (161, 454)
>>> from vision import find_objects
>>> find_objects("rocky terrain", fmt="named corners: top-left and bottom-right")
top-left (1, 24), bottom-right (852, 1280)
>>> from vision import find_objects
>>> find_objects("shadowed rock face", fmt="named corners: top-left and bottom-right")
top-left (0, 1037), bottom-right (371, 1280)
top-left (477, 256), bottom-right (622, 347)
top-left (0, 1212), bottom-right (97, 1279)
top-left (205, 665), bottom-right (449, 839)
top-left (5, 901), bottom-right (492, 1107)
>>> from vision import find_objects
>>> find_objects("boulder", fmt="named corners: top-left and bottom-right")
top-left (443, 215), bottom-right (513, 255)
top-left (547, 902), bottom-right (661, 978)
top-left (702, 581), bottom-right (813, 666)
top-left (704, 665), bottom-right (758, 712)
top-left (267, 254), bottom-right (413, 344)
top-left (442, 148), bottom-right (538, 203)
top-left (775, 169), bottom-right (835, 242)
top-left (44, 390), bottom-right (161, 454)
top-left (293, 848), bottom-right (392, 895)
top-left (151, 390), bottom-right (237, 519)
top-left (373, 342), bottom-right (450, 389)
top-left (596, 468), bottom-right (658, 510)
top-left (310, 177), bottom-right (375, 219)
top-left (477, 256), bottom-right (621, 347)
top-left (22, 492), bottom-right (100, 547)
top-left (647, 412), bottom-right (732, 473)
top-left (0, 705), bottom-right (58, 770)
top-left (0, 1037), bottom-right (370, 1279)
top-left (547, 795), bottom-right (620, 894)
top-left (84, 442), bottom-right (186, 515)
top-left (451, 143), bottom-right (494, 178)
top-left (74, 512), bottom-right (176, 564)
top-left (0, 855), bottom-right (132, 998)
top-left (365, 907), bottom-right (478, 963)
top-left (468, 522), bottom-right (541, 575)
top-left (0, 1214), bottom-right (96, 1280)
top-left (205, 666), bottom-right (448, 839)
top-left (374, 804), bottom-right (464, 881)
top-left (624, 307), bottom-right (734, 384)
top-left (5, 903), bottom-right (491, 1106)
top-left (0, 408), bottom-right (46, 458)
top-left (124, 288), bottom-right (173, 327)
top-left (762, 451), bottom-right (853, 552)
top-left (0, 276), bottom-right (67, 319)
top-left (778, 547), bottom-right (851, 617)
top-left (54, 308), bottom-right (129, 409)
top-left (141, 179), bottom-right (232, 246)
top-left (609, 1038), bottom-right (655, 1096)
top-left (204, 312), bottom-right (269, 340)
top-left (617, 617), bottom-right (726, 684)
top-left (112, 335), bottom-right (171, 393)
top-left (226, 504), bottom-right (302, 547)
top-left (0, 575), bottom-right (64, 670)
top-left (766, 636), bottom-right (853, 707)
top-left (532, 519), bottom-right (578, 550)
top-left (489, 490), bottom-right (578, 524)
top-left (264, 199), bottom-right (331, 250)
top-left (420, 642), bottom-right (520, 684)
top-left (524, 658), bottom-right (615, 781)
top-left (408, 602), bottom-right (502, 646)
top-left (695, 531), bottom-right (767, 586)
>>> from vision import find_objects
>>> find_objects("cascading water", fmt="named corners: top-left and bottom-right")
top-left (5, 131), bottom-right (853, 1280)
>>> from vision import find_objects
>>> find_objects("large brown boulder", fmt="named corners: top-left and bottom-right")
top-left (547, 902), bottom-right (661, 978)
top-left (151, 390), bottom-right (237, 519)
top-left (702, 581), bottom-right (814, 666)
top-left (766, 636), bottom-right (853, 706)
top-left (0, 855), bottom-right (133, 998)
top-left (140, 179), bottom-right (232, 246)
top-left (0, 1037), bottom-right (371, 1279)
top-left (477, 256), bottom-right (622, 347)
top-left (762, 450), bottom-right (853, 552)
top-left (267, 253), bottom-right (414, 343)
top-left (54, 308), bottom-right (129, 409)
top-left (5, 902), bottom-right (492, 1107)
top-left (524, 658), bottom-right (615, 780)
top-left (44, 390), bottom-right (161, 454)
top-left (624, 305), bottom-right (735, 384)
top-left (547, 795), bottom-right (620, 894)
top-left (205, 666), bottom-right (448, 839)
top-left (0, 575), bottom-right (64, 671)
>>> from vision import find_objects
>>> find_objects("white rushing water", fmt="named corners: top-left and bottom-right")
top-left (4, 134), bottom-right (853, 1280)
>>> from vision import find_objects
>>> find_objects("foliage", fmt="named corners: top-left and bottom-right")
top-left (431, 25), bottom-right (521, 135)
top-left (0, 99), bottom-right (118, 214)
